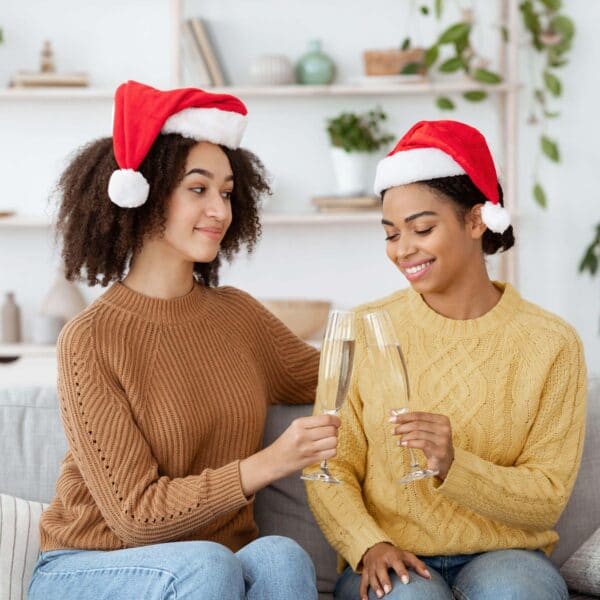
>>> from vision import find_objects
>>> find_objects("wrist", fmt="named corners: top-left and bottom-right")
top-left (239, 447), bottom-right (279, 496)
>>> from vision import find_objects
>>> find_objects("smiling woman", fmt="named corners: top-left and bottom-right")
top-left (305, 120), bottom-right (586, 600)
top-left (29, 81), bottom-right (334, 600)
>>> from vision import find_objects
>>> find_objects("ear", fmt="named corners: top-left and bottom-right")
top-left (466, 204), bottom-right (488, 240)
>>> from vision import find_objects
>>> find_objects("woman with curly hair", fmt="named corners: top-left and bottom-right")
top-left (306, 120), bottom-right (586, 600)
top-left (29, 81), bottom-right (338, 600)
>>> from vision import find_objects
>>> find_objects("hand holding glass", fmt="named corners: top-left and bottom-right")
top-left (363, 310), bottom-right (438, 484)
top-left (301, 309), bottom-right (355, 484)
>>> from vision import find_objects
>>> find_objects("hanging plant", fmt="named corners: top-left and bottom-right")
top-left (520, 0), bottom-right (575, 208)
top-left (419, 2), bottom-right (503, 111)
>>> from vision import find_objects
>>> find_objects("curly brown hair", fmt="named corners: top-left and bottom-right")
top-left (54, 134), bottom-right (270, 287)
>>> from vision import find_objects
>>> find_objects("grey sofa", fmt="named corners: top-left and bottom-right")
top-left (1, 378), bottom-right (599, 599)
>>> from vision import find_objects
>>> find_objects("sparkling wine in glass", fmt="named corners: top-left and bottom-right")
top-left (301, 309), bottom-right (355, 484)
top-left (363, 310), bottom-right (438, 484)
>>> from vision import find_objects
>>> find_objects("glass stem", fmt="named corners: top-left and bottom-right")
top-left (408, 448), bottom-right (420, 470)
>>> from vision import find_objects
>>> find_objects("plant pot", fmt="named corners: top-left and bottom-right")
top-left (330, 148), bottom-right (371, 196)
top-left (362, 48), bottom-right (426, 76)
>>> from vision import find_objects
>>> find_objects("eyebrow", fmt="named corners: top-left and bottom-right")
top-left (184, 168), bottom-right (234, 182)
top-left (381, 211), bottom-right (438, 226)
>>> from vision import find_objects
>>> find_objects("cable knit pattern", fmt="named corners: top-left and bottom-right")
top-left (305, 283), bottom-right (587, 571)
top-left (40, 282), bottom-right (319, 552)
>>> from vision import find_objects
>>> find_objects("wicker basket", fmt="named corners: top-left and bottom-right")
top-left (362, 48), bottom-right (426, 76)
top-left (260, 299), bottom-right (331, 341)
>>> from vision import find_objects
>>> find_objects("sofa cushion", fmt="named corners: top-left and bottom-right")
top-left (553, 377), bottom-right (600, 567)
top-left (0, 493), bottom-right (48, 600)
top-left (255, 404), bottom-right (337, 598)
top-left (561, 526), bottom-right (600, 597)
top-left (0, 387), bottom-right (67, 504)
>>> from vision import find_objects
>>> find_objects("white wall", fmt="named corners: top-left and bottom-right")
top-left (0, 0), bottom-right (598, 374)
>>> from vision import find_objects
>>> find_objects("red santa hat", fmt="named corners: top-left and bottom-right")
top-left (108, 80), bottom-right (248, 208)
top-left (373, 120), bottom-right (511, 234)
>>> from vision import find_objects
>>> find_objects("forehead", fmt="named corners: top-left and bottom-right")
top-left (185, 141), bottom-right (232, 172)
top-left (382, 183), bottom-right (451, 221)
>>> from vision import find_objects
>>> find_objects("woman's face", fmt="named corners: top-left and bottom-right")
top-left (162, 141), bottom-right (233, 264)
top-left (382, 183), bottom-right (486, 295)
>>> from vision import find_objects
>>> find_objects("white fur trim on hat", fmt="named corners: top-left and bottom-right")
top-left (162, 107), bottom-right (247, 149)
top-left (481, 200), bottom-right (511, 234)
top-left (373, 147), bottom-right (465, 196)
top-left (108, 169), bottom-right (150, 208)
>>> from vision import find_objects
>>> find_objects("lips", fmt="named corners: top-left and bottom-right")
top-left (194, 227), bottom-right (223, 241)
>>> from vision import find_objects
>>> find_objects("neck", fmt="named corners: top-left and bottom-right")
top-left (122, 240), bottom-right (195, 300)
top-left (421, 259), bottom-right (501, 320)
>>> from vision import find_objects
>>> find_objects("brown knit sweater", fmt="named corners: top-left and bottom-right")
top-left (40, 282), bottom-right (319, 552)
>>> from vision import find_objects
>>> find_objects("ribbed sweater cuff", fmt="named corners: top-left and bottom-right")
top-left (432, 447), bottom-right (482, 502)
top-left (206, 460), bottom-right (251, 514)
top-left (346, 522), bottom-right (395, 572)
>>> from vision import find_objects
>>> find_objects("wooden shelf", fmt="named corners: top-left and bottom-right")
top-left (0, 211), bottom-right (380, 228)
top-left (0, 81), bottom-right (519, 100)
top-left (0, 344), bottom-right (56, 358)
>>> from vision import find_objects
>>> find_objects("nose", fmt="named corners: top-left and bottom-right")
top-left (395, 236), bottom-right (417, 261)
top-left (204, 189), bottom-right (230, 222)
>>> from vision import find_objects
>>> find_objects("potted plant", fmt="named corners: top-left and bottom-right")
top-left (326, 107), bottom-right (394, 195)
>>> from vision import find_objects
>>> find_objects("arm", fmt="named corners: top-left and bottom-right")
top-left (58, 318), bottom-right (251, 547)
top-left (433, 333), bottom-right (587, 531)
top-left (304, 352), bottom-right (395, 571)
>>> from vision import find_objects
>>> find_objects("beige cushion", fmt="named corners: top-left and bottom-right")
top-left (561, 526), bottom-right (600, 597)
top-left (0, 493), bottom-right (47, 600)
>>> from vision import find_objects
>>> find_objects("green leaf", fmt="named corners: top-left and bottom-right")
top-left (533, 183), bottom-right (547, 208)
top-left (401, 62), bottom-right (421, 74)
top-left (473, 68), bottom-right (502, 84)
top-left (439, 56), bottom-right (463, 73)
top-left (541, 135), bottom-right (560, 162)
top-left (438, 22), bottom-right (471, 45)
top-left (544, 70), bottom-right (562, 96)
top-left (463, 90), bottom-right (488, 102)
top-left (550, 15), bottom-right (575, 40)
top-left (549, 57), bottom-right (568, 68)
top-left (544, 110), bottom-right (561, 118)
top-left (521, 3), bottom-right (541, 35)
top-left (435, 0), bottom-right (443, 19)
top-left (534, 88), bottom-right (546, 104)
top-left (500, 25), bottom-right (509, 43)
top-left (539, 0), bottom-right (562, 10)
top-left (401, 37), bottom-right (411, 51)
top-left (454, 36), bottom-right (469, 55)
top-left (579, 246), bottom-right (599, 275)
top-left (424, 45), bottom-right (439, 68)
top-left (436, 96), bottom-right (455, 110)
top-left (420, 5), bottom-right (430, 15)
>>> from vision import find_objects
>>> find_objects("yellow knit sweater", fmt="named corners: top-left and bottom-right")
top-left (305, 283), bottom-right (587, 571)
top-left (40, 282), bottom-right (319, 552)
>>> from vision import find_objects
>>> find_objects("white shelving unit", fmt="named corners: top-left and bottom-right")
top-left (0, 343), bottom-right (56, 358)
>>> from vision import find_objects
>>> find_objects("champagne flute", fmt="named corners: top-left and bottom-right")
top-left (363, 310), bottom-right (438, 484)
top-left (301, 309), bottom-right (355, 484)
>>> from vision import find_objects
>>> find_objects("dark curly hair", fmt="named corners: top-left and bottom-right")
top-left (54, 134), bottom-right (270, 287)
top-left (419, 175), bottom-right (515, 255)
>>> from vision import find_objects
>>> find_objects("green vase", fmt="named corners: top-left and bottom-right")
top-left (296, 40), bottom-right (335, 85)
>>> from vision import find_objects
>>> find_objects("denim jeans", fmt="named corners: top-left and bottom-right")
top-left (28, 535), bottom-right (317, 600)
top-left (334, 549), bottom-right (569, 600)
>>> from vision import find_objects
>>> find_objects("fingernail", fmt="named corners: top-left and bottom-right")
top-left (424, 569), bottom-right (431, 579)
top-left (401, 575), bottom-right (410, 585)
top-left (376, 589), bottom-right (383, 598)
top-left (400, 441), bottom-right (408, 446)
top-left (388, 417), bottom-right (396, 423)
top-left (384, 584), bottom-right (392, 594)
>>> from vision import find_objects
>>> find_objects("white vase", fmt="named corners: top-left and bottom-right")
top-left (40, 270), bottom-right (87, 322)
top-left (330, 147), bottom-right (372, 196)
top-left (249, 55), bottom-right (294, 85)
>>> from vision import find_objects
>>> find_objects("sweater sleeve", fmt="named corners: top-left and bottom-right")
top-left (57, 317), bottom-right (252, 547)
top-left (434, 331), bottom-right (587, 532)
top-left (249, 295), bottom-right (320, 405)
top-left (304, 353), bottom-right (394, 570)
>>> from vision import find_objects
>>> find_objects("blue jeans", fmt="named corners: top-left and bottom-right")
top-left (334, 549), bottom-right (568, 599)
top-left (28, 535), bottom-right (317, 600)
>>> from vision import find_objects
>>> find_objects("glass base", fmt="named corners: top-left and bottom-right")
top-left (301, 472), bottom-right (342, 484)
top-left (399, 468), bottom-right (439, 484)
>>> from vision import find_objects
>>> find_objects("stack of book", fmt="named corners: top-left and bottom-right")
top-left (10, 71), bottom-right (89, 88)
top-left (311, 195), bottom-right (380, 213)
top-left (182, 17), bottom-right (226, 87)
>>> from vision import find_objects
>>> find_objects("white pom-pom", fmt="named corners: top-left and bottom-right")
top-left (481, 201), bottom-right (511, 234)
top-left (108, 169), bottom-right (150, 208)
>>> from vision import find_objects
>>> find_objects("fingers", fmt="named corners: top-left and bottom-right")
top-left (389, 556), bottom-right (410, 585)
top-left (299, 414), bottom-right (341, 428)
top-left (359, 570), bottom-right (369, 600)
top-left (389, 411), bottom-right (448, 425)
top-left (402, 552), bottom-right (432, 580)
top-left (375, 562), bottom-right (393, 597)
top-left (369, 567), bottom-right (385, 599)
top-left (306, 425), bottom-right (339, 441)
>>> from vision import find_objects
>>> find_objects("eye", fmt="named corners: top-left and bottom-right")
top-left (190, 186), bottom-right (205, 195)
top-left (415, 227), bottom-right (434, 235)
top-left (222, 191), bottom-right (233, 200)
top-left (385, 233), bottom-right (399, 242)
